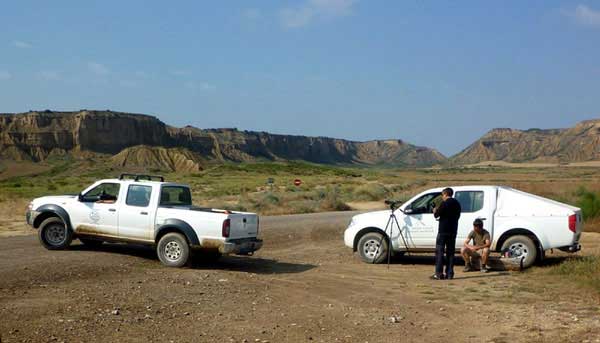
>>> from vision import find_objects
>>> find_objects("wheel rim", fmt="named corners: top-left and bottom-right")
top-left (508, 242), bottom-right (529, 259)
top-left (362, 238), bottom-right (383, 260)
top-left (45, 224), bottom-right (66, 245)
top-left (164, 241), bottom-right (182, 262)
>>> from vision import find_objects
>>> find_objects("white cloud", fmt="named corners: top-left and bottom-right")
top-left (88, 62), bottom-right (110, 76)
top-left (567, 4), bottom-right (600, 27)
top-left (0, 71), bottom-right (11, 80)
top-left (37, 71), bottom-right (61, 81)
top-left (280, 0), bottom-right (356, 28)
top-left (242, 8), bottom-right (261, 20)
top-left (13, 40), bottom-right (32, 48)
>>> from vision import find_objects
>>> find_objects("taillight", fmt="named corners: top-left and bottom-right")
top-left (222, 219), bottom-right (231, 238)
top-left (568, 214), bottom-right (577, 233)
top-left (257, 216), bottom-right (260, 236)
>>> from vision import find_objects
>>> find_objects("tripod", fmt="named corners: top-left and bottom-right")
top-left (372, 200), bottom-right (411, 268)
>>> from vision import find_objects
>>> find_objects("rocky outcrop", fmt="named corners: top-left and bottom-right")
top-left (0, 110), bottom-right (447, 168)
top-left (110, 146), bottom-right (203, 173)
top-left (451, 120), bottom-right (600, 164)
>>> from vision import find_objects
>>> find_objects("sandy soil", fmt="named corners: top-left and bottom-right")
top-left (1, 211), bottom-right (599, 343)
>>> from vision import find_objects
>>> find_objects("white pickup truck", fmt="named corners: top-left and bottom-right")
top-left (26, 174), bottom-right (262, 267)
top-left (344, 185), bottom-right (583, 268)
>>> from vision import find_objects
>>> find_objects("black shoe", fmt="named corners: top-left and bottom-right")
top-left (430, 274), bottom-right (444, 280)
top-left (481, 265), bottom-right (491, 273)
top-left (445, 274), bottom-right (454, 280)
top-left (463, 264), bottom-right (474, 272)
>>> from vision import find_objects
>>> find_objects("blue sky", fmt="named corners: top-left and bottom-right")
top-left (1, 1), bottom-right (600, 156)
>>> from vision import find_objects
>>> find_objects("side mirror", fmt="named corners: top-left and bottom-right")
top-left (77, 193), bottom-right (83, 202)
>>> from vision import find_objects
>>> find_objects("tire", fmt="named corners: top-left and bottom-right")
top-left (357, 232), bottom-right (388, 264)
top-left (157, 233), bottom-right (190, 268)
top-left (80, 238), bottom-right (104, 247)
top-left (500, 235), bottom-right (538, 269)
top-left (38, 217), bottom-right (73, 250)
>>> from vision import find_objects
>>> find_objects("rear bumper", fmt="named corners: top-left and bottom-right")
top-left (221, 238), bottom-right (263, 255)
top-left (558, 243), bottom-right (581, 253)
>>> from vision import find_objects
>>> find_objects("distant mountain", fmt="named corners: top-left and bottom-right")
top-left (0, 110), bottom-right (447, 171)
top-left (451, 120), bottom-right (600, 164)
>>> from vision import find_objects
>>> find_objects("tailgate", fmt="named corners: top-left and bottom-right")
top-left (227, 213), bottom-right (259, 239)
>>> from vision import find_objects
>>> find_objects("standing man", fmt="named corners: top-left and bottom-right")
top-left (461, 218), bottom-right (492, 272)
top-left (431, 187), bottom-right (461, 280)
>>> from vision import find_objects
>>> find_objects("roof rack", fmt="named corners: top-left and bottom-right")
top-left (119, 173), bottom-right (165, 182)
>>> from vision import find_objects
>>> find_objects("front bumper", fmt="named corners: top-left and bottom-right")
top-left (26, 210), bottom-right (39, 227)
top-left (558, 243), bottom-right (581, 253)
top-left (221, 238), bottom-right (263, 255)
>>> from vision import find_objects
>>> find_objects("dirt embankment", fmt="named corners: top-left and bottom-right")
top-left (0, 212), bottom-right (599, 342)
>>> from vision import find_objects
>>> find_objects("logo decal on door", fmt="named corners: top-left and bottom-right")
top-left (89, 210), bottom-right (101, 223)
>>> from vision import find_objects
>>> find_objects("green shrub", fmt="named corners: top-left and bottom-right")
top-left (575, 187), bottom-right (600, 220)
top-left (549, 256), bottom-right (600, 294)
top-left (319, 186), bottom-right (351, 211)
top-left (47, 184), bottom-right (58, 191)
top-left (353, 183), bottom-right (389, 201)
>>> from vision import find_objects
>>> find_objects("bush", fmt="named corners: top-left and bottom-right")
top-left (575, 187), bottom-right (600, 220)
top-left (47, 184), bottom-right (57, 191)
top-left (549, 256), bottom-right (600, 294)
top-left (319, 186), bottom-right (351, 211)
top-left (353, 183), bottom-right (389, 201)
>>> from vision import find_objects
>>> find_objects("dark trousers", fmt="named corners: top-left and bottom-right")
top-left (435, 234), bottom-right (456, 278)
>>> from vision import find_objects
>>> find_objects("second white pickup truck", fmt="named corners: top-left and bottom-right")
top-left (344, 185), bottom-right (583, 268)
top-left (26, 174), bottom-right (262, 267)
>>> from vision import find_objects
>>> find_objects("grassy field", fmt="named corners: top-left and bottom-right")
top-left (1, 156), bottom-right (600, 230)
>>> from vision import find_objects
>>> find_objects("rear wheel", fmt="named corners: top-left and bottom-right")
top-left (38, 217), bottom-right (73, 250)
top-left (157, 233), bottom-right (190, 268)
top-left (501, 235), bottom-right (538, 269)
top-left (357, 232), bottom-right (388, 264)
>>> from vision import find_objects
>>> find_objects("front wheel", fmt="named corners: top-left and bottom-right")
top-left (357, 232), bottom-right (388, 264)
top-left (500, 235), bottom-right (538, 269)
top-left (157, 233), bottom-right (190, 268)
top-left (38, 217), bottom-right (73, 250)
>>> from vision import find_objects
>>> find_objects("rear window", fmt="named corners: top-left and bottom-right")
top-left (160, 186), bottom-right (192, 207)
top-left (455, 191), bottom-right (484, 213)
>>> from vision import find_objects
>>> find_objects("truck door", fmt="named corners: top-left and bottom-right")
top-left (454, 190), bottom-right (487, 248)
top-left (71, 182), bottom-right (121, 236)
top-left (117, 184), bottom-right (155, 241)
top-left (402, 192), bottom-right (442, 249)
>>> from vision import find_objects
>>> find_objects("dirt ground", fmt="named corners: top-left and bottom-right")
top-left (1, 211), bottom-right (600, 343)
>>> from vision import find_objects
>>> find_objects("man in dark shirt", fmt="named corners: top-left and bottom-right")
top-left (431, 187), bottom-right (461, 280)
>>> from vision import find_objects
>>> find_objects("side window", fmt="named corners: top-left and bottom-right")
top-left (455, 191), bottom-right (484, 213)
top-left (408, 192), bottom-right (441, 214)
top-left (82, 183), bottom-right (120, 203)
top-left (126, 185), bottom-right (153, 207)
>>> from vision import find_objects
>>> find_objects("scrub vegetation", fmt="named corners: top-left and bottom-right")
top-left (1, 157), bottom-right (600, 232)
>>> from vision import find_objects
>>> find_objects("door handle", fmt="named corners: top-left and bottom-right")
top-left (109, 208), bottom-right (116, 212)
top-left (140, 211), bottom-right (148, 215)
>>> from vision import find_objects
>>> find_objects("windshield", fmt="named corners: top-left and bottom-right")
top-left (160, 186), bottom-right (192, 207)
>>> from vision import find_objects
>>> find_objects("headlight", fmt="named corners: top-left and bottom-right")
top-left (348, 217), bottom-right (356, 227)
top-left (27, 202), bottom-right (33, 211)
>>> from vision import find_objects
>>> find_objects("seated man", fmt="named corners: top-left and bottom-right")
top-left (461, 218), bottom-right (491, 273)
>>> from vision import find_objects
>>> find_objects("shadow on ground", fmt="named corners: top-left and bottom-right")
top-left (70, 242), bottom-right (316, 275)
